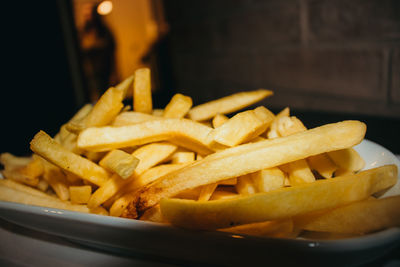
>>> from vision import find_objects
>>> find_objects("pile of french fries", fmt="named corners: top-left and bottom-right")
top-left (1, 67), bottom-right (399, 239)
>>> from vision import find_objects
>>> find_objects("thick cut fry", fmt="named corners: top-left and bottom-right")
top-left (252, 167), bottom-right (285, 193)
top-left (0, 179), bottom-right (50, 198)
top-left (212, 114), bottom-right (229, 128)
top-left (115, 74), bottom-right (134, 95)
top-left (219, 219), bottom-right (294, 238)
top-left (275, 116), bottom-right (315, 185)
top-left (0, 153), bottom-right (31, 170)
top-left (67, 87), bottom-right (125, 133)
top-left (56, 103), bottom-right (93, 139)
top-left (277, 116), bottom-right (306, 137)
top-left (327, 148), bottom-right (365, 172)
top-left (133, 68), bottom-right (152, 113)
top-left (297, 196), bottom-right (400, 234)
top-left (36, 179), bottom-right (49, 192)
top-left (140, 205), bottom-right (167, 223)
top-left (307, 154), bottom-right (337, 179)
top-left (87, 143), bottom-right (177, 208)
top-left (1, 169), bottom-right (39, 187)
top-left (171, 152), bottom-right (195, 164)
top-left (209, 189), bottom-right (238, 200)
top-left (99, 149), bottom-right (140, 179)
top-left (198, 183), bottom-right (218, 201)
top-left (163, 93), bottom-right (193, 118)
top-left (77, 118), bottom-right (214, 155)
top-left (124, 120), bottom-right (366, 218)
top-left (160, 165), bottom-right (397, 230)
top-left (30, 131), bottom-right (109, 186)
top-left (188, 89), bottom-right (273, 121)
top-left (69, 185), bottom-right (92, 204)
top-left (211, 109), bottom-right (271, 147)
top-left (112, 111), bottom-right (162, 126)
top-left (0, 183), bottom-right (89, 213)
top-left (266, 107), bottom-right (289, 139)
top-left (281, 159), bottom-right (315, 186)
top-left (152, 109), bottom-right (164, 116)
top-left (42, 163), bottom-right (70, 201)
top-left (235, 174), bottom-right (257, 195)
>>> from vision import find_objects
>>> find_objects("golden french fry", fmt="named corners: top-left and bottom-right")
top-left (198, 183), bottom-right (218, 201)
top-left (152, 109), bottom-right (164, 116)
top-left (77, 118), bottom-right (214, 155)
top-left (42, 162), bottom-right (70, 201)
top-left (0, 153), bottom-right (31, 170)
top-left (30, 131), bottom-right (109, 186)
top-left (125, 120), bottom-right (366, 218)
top-left (0, 183), bottom-right (89, 213)
top-left (219, 177), bottom-right (237, 185)
top-left (0, 179), bottom-right (50, 198)
top-left (163, 93), bottom-right (193, 118)
top-left (281, 159), bottom-right (315, 186)
top-left (212, 114), bottom-right (229, 128)
top-left (307, 154), bottom-right (337, 179)
top-left (115, 74), bottom-right (135, 95)
top-left (88, 143), bottom-right (177, 208)
top-left (112, 111), bottom-right (162, 126)
top-left (36, 179), bottom-right (49, 192)
top-left (296, 196), bottom-right (400, 234)
top-left (133, 68), bottom-right (152, 113)
top-left (251, 167), bottom-right (285, 193)
top-left (219, 218), bottom-right (294, 238)
top-left (327, 148), bottom-right (365, 172)
top-left (160, 165), bottom-right (397, 230)
top-left (211, 108), bottom-right (272, 147)
top-left (109, 163), bottom-right (187, 217)
top-left (171, 152), bottom-right (195, 164)
top-left (67, 87), bottom-right (125, 133)
top-left (1, 169), bottom-right (39, 187)
top-left (99, 149), bottom-right (140, 179)
top-left (266, 107), bottom-right (289, 139)
top-left (140, 205), bottom-right (167, 223)
top-left (235, 174), bottom-right (257, 195)
top-left (69, 185), bottom-right (92, 204)
top-left (209, 189), bottom-right (238, 200)
top-left (277, 116), bottom-right (307, 137)
top-left (188, 89), bottom-right (273, 121)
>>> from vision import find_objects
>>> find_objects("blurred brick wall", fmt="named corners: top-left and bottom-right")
top-left (163, 0), bottom-right (400, 118)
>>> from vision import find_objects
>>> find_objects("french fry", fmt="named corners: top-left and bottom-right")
top-left (0, 179), bottom-right (51, 198)
top-left (67, 87), bottom-right (126, 133)
top-left (188, 89), bottom-right (273, 121)
top-left (235, 174), bottom-right (257, 195)
top-left (327, 148), bottom-right (365, 173)
top-left (160, 165), bottom-right (397, 229)
top-left (42, 162), bottom-right (70, 201)
top-left (251, 167), bottom-right (286, 193)
top-left (266, 107), bottom-right (289, 139)
top-left (296, 196), bottom-right (400, 234)
top-left (275, 116), bottom-right (315, 185)
top-left (30, 131), bottom-right (109, 186)
top-left (99, 149), bottom-right (140, 179)
top-left (307, 153), bottom-right (337, 179)
top-left (152, 109), bottom-right (164, 116)
top-left (69, 185), bottom-right (92, 204)
top-left (88, 143), bottom-right (177, 208)
top-left (133, 68), bottom-right (152, 113)
top-left (125, 120), bottom-right (366, 218)
top-left (109, 163), bottom-right (186, 217)
top-left (77, 118), bottom-right (214, 155)
top-left (210, 108), bottom-right (271, 147)
top-left (36, 179), bottom-right (49, 192)
top-left (212, 114), bottom-right (229, 128)
top-left (171, 152), bottom-right (195, 164)
top-left (209, 189), bottom-right (238, 200)
top-left (198, 183), bottom-right (218, 201)
top-left (0, 153), bottom-right (31, 170)
top-left (140, 205), bottom-right (166, 223)
top-left (163, 93), bottom-right (192, 118)
top-left (111, 111), bottom-right (162, 126)
top-left (0, 183), bottom-right (89, 213)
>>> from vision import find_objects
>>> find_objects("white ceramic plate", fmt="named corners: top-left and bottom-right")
top-left (0, 139), bottom-right (399, 266)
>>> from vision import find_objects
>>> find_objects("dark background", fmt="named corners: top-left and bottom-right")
top-left (1, 0), bottom-right (399, 156)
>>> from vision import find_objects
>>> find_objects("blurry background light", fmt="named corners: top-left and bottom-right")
top-left (97, 1), bottom-right (113, 15)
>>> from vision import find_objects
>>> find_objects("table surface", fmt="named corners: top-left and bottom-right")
top-left (1, 156), bottom-right (400, 267)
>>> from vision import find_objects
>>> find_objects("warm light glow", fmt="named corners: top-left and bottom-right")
top-left (97, 1), bottom-right (113, 15)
